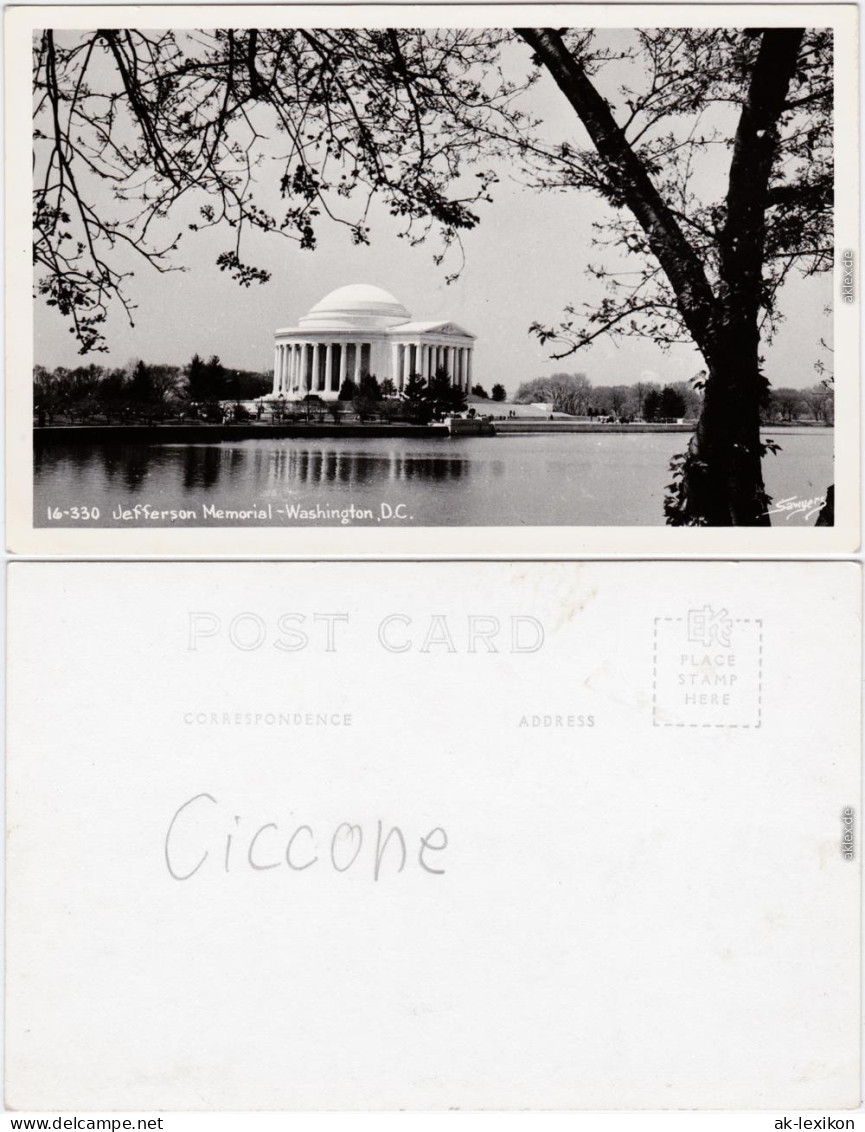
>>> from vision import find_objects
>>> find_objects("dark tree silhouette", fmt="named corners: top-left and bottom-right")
top-left (514, 28), bottom-right (831, 524)
top-left (353, 374), bottom-right (383, 421)
top-left (402, 372), bottom-right (432, 423)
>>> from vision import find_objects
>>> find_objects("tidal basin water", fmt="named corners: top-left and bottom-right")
top-left (35, 429), bottom-right (833, 527)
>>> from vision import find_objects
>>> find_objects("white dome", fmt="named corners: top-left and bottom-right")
top-left (298, 284), bottom-right (411, 330)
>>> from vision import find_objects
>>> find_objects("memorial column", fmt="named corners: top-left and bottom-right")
top-left (325, 343), bottom-right (334, 395)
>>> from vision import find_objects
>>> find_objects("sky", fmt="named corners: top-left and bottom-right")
top-left (34, 30), bottom-right (832, 393)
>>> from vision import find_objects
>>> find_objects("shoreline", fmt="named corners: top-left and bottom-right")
top-left (34, 422), bottom-right (448, 444)
top-left (32, 420), bottom-right (831, 445)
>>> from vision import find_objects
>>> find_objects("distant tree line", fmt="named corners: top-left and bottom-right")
top-left (763, 384), bottom-right (834, 424)
top-left (34, 355), bottom-right (271, 425)
top-left (185, 354), bottom-right (271, 404)
top-left (513, 372), bottom-right (699, 421)
top-left (33, 357), bottom-right (490, 427)
top-left (513, 372), bottom-right (833, 425)
top-left (36, 356), bottom-right (832, 430)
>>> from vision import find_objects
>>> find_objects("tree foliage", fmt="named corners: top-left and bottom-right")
top-left (515, 29), bottom-right (832, 357)
top-left (352, 373), bottom-right (383, 420)
top-left (514, 372), bottom-right (592, 414)
top-left (33, 355), bottom-right (269, 424)
top-left (33, 27), bottom-right (519, 352)
top-left (511, 371), bottom-right (705, 420)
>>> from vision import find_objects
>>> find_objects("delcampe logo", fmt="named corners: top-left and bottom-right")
top-left (653, 607), bottom-right (762, 729)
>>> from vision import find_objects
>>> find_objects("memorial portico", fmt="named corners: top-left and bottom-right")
top-left (268, 284), bottom-right (476, 402)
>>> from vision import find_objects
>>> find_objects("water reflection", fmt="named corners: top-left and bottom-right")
top-left (263, 446), bottom-right (471, 487)
top-left (182, 445), bottom-right (224, 490)
top-left (33, 431), bottom-right (832, 528)
top-left (35, 441), bottom-right (474, 493)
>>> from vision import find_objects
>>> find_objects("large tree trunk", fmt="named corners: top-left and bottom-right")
top-left (674, 28), bottom-right (804, 527)
top-left (672, 337), bottom-right (770, 525)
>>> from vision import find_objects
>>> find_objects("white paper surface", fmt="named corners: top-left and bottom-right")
top-left (6, 561), bottom-right (861, 1110)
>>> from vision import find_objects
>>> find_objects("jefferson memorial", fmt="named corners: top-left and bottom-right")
top-left (269, 284), bottom-right (476, 402)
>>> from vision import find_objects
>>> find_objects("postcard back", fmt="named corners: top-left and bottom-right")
top-left (6, 560), bottom-right (861, 1109)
